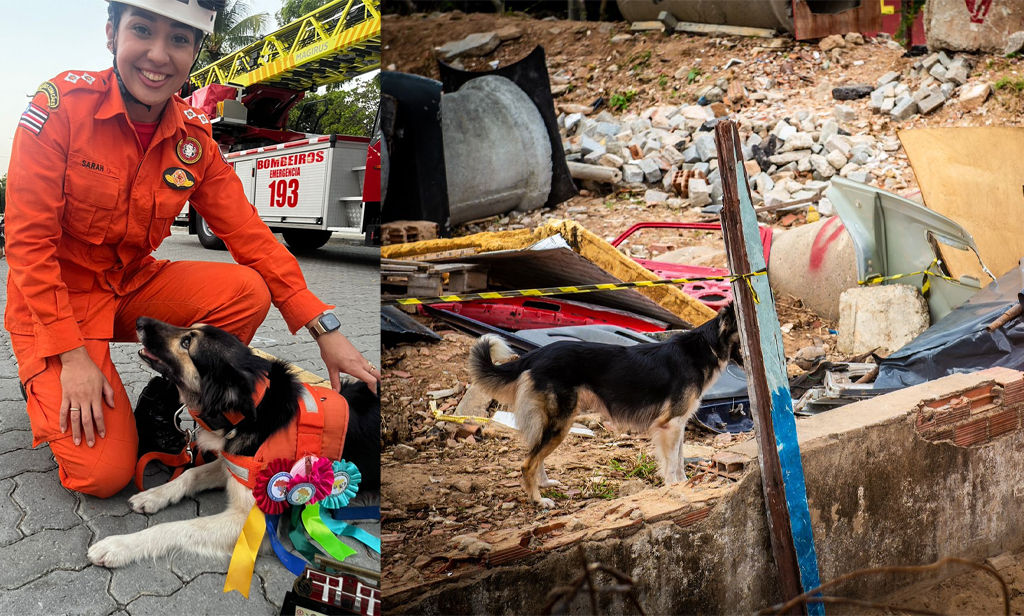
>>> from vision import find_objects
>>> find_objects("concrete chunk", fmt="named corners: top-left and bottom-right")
top-left (839, 284), bottom-right (929, 355)
top-left (436, 32), bottom-right (501, 60)
top-left (959, 82), bottom-right (991, 110)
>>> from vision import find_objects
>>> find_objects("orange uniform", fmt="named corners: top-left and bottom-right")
top-left (5, 68), bottom-right (333, 497)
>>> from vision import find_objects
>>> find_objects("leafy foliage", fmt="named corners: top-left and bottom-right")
top-left (686, 67), bottom-right (702, 84)
top-left (196, 0), bottom-right (270, 68)
top-left (287, 76), bottom-right (380, 137)
top-left (609, 452), bottom-right (661, 484)
top-left (609, 89), bottom-right (637, 111)
top-left (995, 76), bottom-right (1024, 91)
top-left (276, 0), bottom-right (332, 27)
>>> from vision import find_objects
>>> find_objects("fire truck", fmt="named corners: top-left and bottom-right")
top-left (180, 0), bottom-right (381, 249)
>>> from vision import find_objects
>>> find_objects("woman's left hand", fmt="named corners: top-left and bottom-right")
top-left (315, 330), bottom-right (380, 393)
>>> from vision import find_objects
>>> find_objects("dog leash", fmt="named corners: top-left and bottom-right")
top-left (384, 271), bottom-right (768, 307)
top-left (133, 404), bottom-right (204, 491)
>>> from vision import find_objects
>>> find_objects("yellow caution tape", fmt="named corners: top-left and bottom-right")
top-left (430, 400), bottom-right (490, 425)
top-left (858, 258), bottom-right (958, 297)
top-left (385, 271), bottom-right (768, 307)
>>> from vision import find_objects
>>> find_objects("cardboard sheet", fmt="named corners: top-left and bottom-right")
top-left (899, 127), bottom-right (1024, 283)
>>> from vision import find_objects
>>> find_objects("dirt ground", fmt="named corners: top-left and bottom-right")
top-left (381, 9), bottom-right (1024, 600)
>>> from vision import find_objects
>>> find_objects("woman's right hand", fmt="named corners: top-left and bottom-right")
top-left (58, 346), bottom-right (114, 447)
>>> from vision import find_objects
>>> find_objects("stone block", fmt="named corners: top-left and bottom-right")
top-left (638, 158), bottom-right (662, 183)
top-left (819, 34), bottom-right (845, 52)
top-left (1005, 30), bottom-right (1024, 55)
top-left (946, 64), bottom-right (969, 85)
top-left (918, 90), bottom-right (946, 114)
top-left (929, 63), bottom-right (949, 82)
top-left (891, 95), bottom-right (918, 121)
top-left (622, 164), bottom-right (644, 183)
top-left (644, 189), bottom-right (670, 205)
top-left (838, 284), bottom-right (929, 355)
top-left (877, 71), bottom-right (901, 87)
top-left (870, 88), bottom-right (886, 113)
top-left (834, 104), bottom-right (856, 123)
top-left (688, 179), bottom-right (711, 207)
top-left (694, 133), bottom-right (717, 161)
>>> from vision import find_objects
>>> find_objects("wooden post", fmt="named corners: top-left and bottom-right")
top-left (714, 120), bottom-right (824, 616)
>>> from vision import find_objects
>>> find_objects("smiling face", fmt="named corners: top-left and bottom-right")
top-left (106, 7), bottom-right (201, 120)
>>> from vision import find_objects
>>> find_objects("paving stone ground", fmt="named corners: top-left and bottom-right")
top-left (0, 228), bottom-right (380, 615)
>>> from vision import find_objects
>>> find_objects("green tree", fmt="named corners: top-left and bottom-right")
top-left (276, 0), bottom-right (332, 27)
top-left (287, 76), bottom-right (379, 137)
top-left (196, 0), bottom-right (270, 68)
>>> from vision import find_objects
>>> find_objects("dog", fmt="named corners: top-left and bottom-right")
top-left (87, 317), bottom-right (380, 568)
top-left (467, 303), bottom-right (742, 508)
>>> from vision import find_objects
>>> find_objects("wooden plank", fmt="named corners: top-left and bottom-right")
top-left (673, 21), bottom-right (777, 39)
top-left (792, 0), bottom-right (882, 41)
top-left (715, 120), bottom-right (823, 616)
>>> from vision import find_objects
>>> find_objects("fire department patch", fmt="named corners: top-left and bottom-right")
top-left (36, 81), bottom-right (59, 109)
top-left (162, 167), bottom-right (196, 190)
top-left (18, 103), bottom-right (49, 136)
top-left (63, 72), bottom-right (79, 84)
top-left (80, 72), bottom-right (95, 85)
top-left (183, 109), bottom-right (197, 120)
top-left (176, 137), bottom-right (202, 165)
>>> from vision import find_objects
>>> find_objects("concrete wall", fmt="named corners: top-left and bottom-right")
top-left (385, 368), bottom-right (1024, 614)
top-left (925, 0), bottom-right (1024, 53)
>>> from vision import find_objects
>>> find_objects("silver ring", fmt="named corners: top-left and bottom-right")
top-left (69, 407), bottom-right (80, 412)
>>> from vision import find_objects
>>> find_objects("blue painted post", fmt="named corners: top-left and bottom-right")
top-left (714, 121), bottom-right (824, 615)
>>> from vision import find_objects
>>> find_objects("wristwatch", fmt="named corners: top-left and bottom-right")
top-left (307, 312), bottom-right (341, 340)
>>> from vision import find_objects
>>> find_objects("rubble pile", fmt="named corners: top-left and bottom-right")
top-left (869, 51), bottom-right (980, 120)
top-left (558, 95), bottom-right (903, 214)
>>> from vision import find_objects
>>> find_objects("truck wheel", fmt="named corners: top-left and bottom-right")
top-left (196, 213), bottom-right (226, 250)
top-left (282, 229), bottom-right (333, 252)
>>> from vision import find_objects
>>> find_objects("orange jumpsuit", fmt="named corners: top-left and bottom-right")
top-left (5, 68), bottom-right (332, 497)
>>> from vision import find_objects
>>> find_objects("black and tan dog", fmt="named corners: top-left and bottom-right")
top-left (88, 317), bottom-right (380, 567)
top-left (468, 304), bottom-right (743, 508)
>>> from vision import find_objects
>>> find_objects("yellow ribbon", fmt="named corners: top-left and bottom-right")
top-left (301, 503), bottom-right (357, 562)
top-left (224, 504), bottom-right (266, 598)
top-left (430, 400), bottom-right (490, 425)
top-left (859, 258), bottom-right (956, 297)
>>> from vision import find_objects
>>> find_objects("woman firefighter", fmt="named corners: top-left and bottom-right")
top-left (4, 0), bottom-right (381, 498)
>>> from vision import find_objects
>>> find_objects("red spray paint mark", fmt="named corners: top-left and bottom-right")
top-left (809, 216), bottom-right (846, 271)
top-left (965, 0), bottom-right (992, 24)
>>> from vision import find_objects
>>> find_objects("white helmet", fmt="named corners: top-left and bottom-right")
top-left (105, 0), bottom-right (219, 35)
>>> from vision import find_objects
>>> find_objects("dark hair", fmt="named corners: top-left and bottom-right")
top-left (107, 1), bottom-right (214, 44)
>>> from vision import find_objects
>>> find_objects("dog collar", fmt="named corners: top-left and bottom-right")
top-left (189, 376), bottom-right (270, 434)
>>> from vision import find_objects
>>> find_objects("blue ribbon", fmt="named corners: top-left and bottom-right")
top-left (330, 506), bottom-right (380, 521)
top-left (265, 514), bottom-right (309, 576)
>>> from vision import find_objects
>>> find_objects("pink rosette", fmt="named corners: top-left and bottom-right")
top-left (253, 458), bottom-right (294, 515)
top-left (286, 456), bottom-right (335, 505)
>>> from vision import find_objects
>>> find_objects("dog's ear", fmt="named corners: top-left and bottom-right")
top-left (717, 303), bottom-right (738, 337)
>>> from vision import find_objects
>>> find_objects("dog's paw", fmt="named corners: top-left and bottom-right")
top-left (539, 478), bottom-right (564, 488)
top-left (129, 489), bottom-right (170, 514)
top-left (537, 497), bottom-right (557, 509)
top-left (88, 535), bottom-right (135, 568)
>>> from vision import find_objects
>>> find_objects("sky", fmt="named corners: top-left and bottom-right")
top-left (0, 0), bottom-right (293, 176)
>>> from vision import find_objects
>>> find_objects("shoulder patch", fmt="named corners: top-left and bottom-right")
top-left (19, 103), bottom-right (49, 136)
top-left (36, 82), bottom-right (59, 109)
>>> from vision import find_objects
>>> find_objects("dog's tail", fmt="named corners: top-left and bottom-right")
top-left (467, 334), bottom-right (521, 404)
